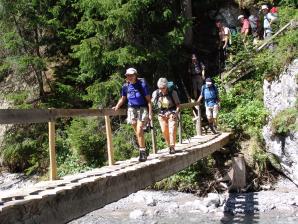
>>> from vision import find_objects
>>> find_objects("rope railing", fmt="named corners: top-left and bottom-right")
top-left (0, 102), bottom-right (201, 180)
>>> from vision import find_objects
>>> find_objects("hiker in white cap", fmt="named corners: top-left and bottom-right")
top-left (113, 67), bottom-right (152, 162)
top-left (261, 4), bottom-right (278, 46)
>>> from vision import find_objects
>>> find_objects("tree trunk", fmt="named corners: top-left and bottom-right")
top-left (181, 0), bottom-right (193, 47)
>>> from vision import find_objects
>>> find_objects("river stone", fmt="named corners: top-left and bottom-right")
top-left (129, 209), bottom-right (145, 219)
top-left (193, 200), bottom-right (209, 213)
top-left (263, 59), bottom-right (298, 185)
top-left (132, 193), bottom-right (145, 203)
top-left (166, 202), bottom-right (179, 214)
top-left (145, 196), bottom-right (157, 206)
top-left (204, 193), bottom-right (220, 207)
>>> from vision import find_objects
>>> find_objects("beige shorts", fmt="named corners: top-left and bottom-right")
top-left (127, 107), bottom-right (148, 124)
top-left (205, 105), bottom-right (219, 119)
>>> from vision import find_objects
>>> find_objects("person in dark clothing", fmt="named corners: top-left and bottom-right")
top-left (188, 53), bottom-right (206, 99)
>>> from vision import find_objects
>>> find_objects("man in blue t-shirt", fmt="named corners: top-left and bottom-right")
top-left (113, 68), bottom-right (152, 162)
top-left (197, 78), bottom-right (220, 134)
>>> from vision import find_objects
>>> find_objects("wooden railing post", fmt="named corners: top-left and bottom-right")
top-left (48, 111), bottom-right (57, 180)
top-left (196, 106), bottom-right (202, 136)
top-left (105, 115), bottom-right (114, 166)
top-left (150, 119), bottom-right (157, 154)
top-left (178, 112), bottom-right (182, 144)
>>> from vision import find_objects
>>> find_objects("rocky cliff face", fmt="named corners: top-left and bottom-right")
top-left (263, 59), bottom-right (298, 185)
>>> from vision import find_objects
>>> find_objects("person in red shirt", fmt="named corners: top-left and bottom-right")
top-left (238, 15), bottom-right (251, 42)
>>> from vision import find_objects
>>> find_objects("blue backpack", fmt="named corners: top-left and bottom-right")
top-left (201, 84), bottom-right (218, 101)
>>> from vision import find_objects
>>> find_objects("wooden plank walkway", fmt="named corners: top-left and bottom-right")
top-left (0, 132), bottom-right (231, 224)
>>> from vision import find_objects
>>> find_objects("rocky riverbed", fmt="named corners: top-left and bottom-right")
top-left (1, 172), bottom-right (298, 224)
top-left (68, 179), bottom-right (298, 224)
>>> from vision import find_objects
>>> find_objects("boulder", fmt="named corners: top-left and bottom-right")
top-left (263, 59), bottom-right (298, 185)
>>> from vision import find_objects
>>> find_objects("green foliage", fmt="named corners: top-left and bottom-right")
top-left (55, 126), bottom-right (91, 177)
top-left (271, 107), bottom-right (298, 135)
top-left (278, 0), bottom-right (298, 7)
top-left (181, 109), bottom-right (196, 139)
top-left (220, 81), bottom-right (267, 136)
top-left (249, 137), bottom-right (269, 174)
top-left (153, 158), bottom-right (215, 192)
top-left (1, 124), bottom-right (48, 174)
top-left (66, 118), bottom-right (106, 166)
top-left (254, 29), bottom-right (298, 79)
top-left (84, 73), bottom-right (123, 108)
top-left (5, 91), bottom-right (31, 108)
top-left (113, 123), bottom-right (139, 161)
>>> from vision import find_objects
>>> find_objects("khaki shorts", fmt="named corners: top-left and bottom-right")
top-left (127, 107), bottom-right (148, 124)
top-left (205, 104), bottom-right (219, 119)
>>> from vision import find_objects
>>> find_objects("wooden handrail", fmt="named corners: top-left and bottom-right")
top-left (0, 108), bottom-right (127, 124)
top-left (0, 102), bottom-right (201, 180)
top-left (0, 103), bottom-right (200, 125)
top-left (256, 20), bottom-right (296, 52)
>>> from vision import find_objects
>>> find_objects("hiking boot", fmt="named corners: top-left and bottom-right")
top-left (169, 146), bottom-right (176, 154)
top-left (139, 150), bottom-right (147, 162)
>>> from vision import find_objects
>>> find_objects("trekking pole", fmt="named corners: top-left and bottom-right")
top-left (150, 118), bottom-right (157, 154)
top-left (178, 112), bottom-right (182, 144)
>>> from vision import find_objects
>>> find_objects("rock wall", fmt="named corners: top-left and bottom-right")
top-left (263, 59), bottom-right (298, 185)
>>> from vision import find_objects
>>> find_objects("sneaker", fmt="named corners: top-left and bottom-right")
top-left (169, 146), bottom-right (176, 154)
top-left (139, 150), bottom-right (147, 162)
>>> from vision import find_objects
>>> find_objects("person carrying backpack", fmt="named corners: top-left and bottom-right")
top-left (197, 77), bottom-right (220, 134)
top-left (188, 53), bottom-right (206, 100)
top-left (113, 67), bottom-right (152, 162)
top-left (152, 78), bottom-right (180, 154)
top-left (261, 5), bottom-right (278, 39)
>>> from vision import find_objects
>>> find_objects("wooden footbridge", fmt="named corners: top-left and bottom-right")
top-left (0, 103), bottom-right (231, 224)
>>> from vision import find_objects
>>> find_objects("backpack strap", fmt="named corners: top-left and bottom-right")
top-left (124, 79), bottom-right (147, 101)
top-left (154, 89), bottom-right (177, 110)
top-left (169, 89), bottom-right (178, 107)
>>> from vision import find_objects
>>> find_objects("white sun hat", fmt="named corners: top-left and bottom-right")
top-left (125, 67), bottom-right (137, 75)
top-left (238, 15), bottom-right (244, 20)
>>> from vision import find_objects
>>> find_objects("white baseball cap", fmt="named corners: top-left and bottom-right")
top-left (238, 15), bottom-right (244, 20)
top-left (261, 5), bottom-right (268, 10)
top-left (125, 67), bottom-right (137, 75)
